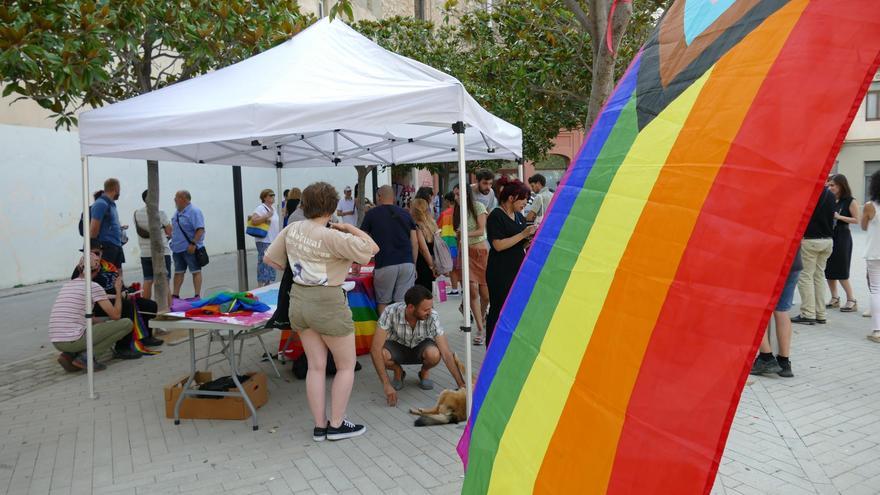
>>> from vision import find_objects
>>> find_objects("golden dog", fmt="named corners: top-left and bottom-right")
top-left (409, 354), bottom-right (473, 427)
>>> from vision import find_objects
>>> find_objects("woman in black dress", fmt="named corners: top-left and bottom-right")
top-left (485, 177), bottom-right (536, 345)
top-left (411, 198), bottom-right (438, 291)
top-left (825, 174), bottom-right (860, 312)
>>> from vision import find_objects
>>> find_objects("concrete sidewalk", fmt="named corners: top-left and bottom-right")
top-left (1, 239), bottom-right (879, 494)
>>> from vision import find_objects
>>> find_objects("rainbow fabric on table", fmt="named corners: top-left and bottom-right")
top-left (459, 1), bottom-right (880, 494)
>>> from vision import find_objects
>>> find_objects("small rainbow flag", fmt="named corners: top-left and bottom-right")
top-left (459, 1), bottom-right (880, 493)
top-left (130, 296), bottom-right (160, 355)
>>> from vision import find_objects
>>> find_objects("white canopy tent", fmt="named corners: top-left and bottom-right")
top-left (77, 18), bottom-right (523, 417)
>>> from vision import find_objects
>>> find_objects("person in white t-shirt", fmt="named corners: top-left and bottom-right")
top-left (250, 189), bottom-right (282, 286)
top-left (471, 168), bottom-right (498, 211)
top-left (133, 189), bottom-right (173, 300)
top-left (337, 186), bottom-right (357, 225)
top-left (525, 173), bottom-right (554, 225)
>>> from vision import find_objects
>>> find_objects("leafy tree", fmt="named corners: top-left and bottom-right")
top-left (1, 1), bottom-right (311, 308)
top-left (354, 0), bottom-right (665, 170)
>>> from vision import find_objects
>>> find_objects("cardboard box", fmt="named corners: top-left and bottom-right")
top-left (164, 371), bottom-right (268, 420)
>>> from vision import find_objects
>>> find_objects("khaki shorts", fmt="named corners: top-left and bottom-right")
top-left (289, 284), bottom-right (354, 337)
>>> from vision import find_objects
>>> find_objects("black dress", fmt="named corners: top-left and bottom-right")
top-left (485, 208), bottom-right (528, 344)
top-left (415, 230), bottom-right (436, 291)
top-left (825, 197), bottom-right (853, 280)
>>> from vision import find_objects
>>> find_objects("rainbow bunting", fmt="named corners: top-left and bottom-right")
top-left (458, 1), bottom-right (880, 493)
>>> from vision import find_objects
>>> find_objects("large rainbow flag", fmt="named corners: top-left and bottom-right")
top-left (458, 1), bottom-right (880, 493)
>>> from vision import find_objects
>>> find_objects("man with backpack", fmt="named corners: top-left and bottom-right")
top-left (89, 178), bottom-right (126, 271)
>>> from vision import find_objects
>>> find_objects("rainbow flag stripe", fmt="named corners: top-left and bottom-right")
top-left (459, 1), bottom-right (880, 493)
top-left (438, 207), bottom-right (459, 260)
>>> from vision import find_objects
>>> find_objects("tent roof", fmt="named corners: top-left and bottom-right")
top-left (78, 18), bottom-right (522, 168)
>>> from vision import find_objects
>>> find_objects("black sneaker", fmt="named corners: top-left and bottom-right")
top-left (141, 336), bottom-right (164, 347)
top-left (815, 319), bottom-right (827, 324)
top-left (113, 347), bottom-right (143, 360)
top-left (749, 357), bottom-right (782, 375)
top-left (72, 354), bottom-right (107, 371)
top-left (313, 422), bottom-right (329, 442)
top-left (791, 315), bottom-right (816, 325)
top-left (326, 419), bottom-right (366, 441)
top-left (57, 352), bottom-right (80, 372)
top-left (777, 360), bottom-right (794, 378)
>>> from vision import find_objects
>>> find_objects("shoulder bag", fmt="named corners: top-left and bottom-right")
top-left (175, 215), bottom-right (209, 267)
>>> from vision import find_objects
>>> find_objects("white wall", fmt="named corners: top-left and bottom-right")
top-left (0, 123), bottom-right (388, 288)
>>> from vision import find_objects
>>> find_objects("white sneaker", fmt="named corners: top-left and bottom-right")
top-left (863, 309), bottom-right (872, 317)
top-left (868, 331), bottom-right (880, 343)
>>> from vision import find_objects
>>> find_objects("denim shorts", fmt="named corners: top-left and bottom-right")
top-left (140, 255), bottom-right (172, 280)
top-left (776, 268), bottom-right (802, 312)
top-left (173, 251), bottom-right (201, 274)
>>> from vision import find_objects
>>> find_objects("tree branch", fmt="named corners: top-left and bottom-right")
top-left (609, 0), bottom-right (633, 51)
top-left (562, 0), bottom-right (593, 38)
top-left (528, 85), bottom-right (590, 103)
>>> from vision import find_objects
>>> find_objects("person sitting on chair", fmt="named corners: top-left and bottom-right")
top-left (370, 285), bottom-right (465, 406)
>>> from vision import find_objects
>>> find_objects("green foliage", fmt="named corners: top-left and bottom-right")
top-left (355, 0), bottom-right (664, 163)
top-left (328, 0), bottom-right (355, 22)
top-left (0, 0), bottom-right (313, 129)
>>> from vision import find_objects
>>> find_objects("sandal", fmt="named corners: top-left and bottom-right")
top-left (417, 371), bottom-right (434, 390)
top-left (841, 299), bottom-right (858, 312)
top-left (472, 335), bottom-right (483, 346)
top-left (826, 296), bottom-right (840, 308)
top-left (390, 370), bottom-right (406, 391)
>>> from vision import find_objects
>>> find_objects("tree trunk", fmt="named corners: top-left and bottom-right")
top-left (438, 165), bottom-right (451, 195)
top-left (354, 165), bottom-right (375, 226)
top-left (146, 160), bottom-right (169, 312)
top-left (584, 0), bottom-right (634, 129)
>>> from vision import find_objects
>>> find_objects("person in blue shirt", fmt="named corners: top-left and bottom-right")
top-left (170, 190), bottom-right (206, 298)
top-left (89, 178), bottom-right (126, 270)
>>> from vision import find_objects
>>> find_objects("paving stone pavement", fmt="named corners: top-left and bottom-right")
top-left (2, 249), bottom-right (880, 494)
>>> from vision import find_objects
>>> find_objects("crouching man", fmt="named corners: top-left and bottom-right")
top-left (370, 285), bottom-right (465, 406)
top-left (50, 252), bottom-right (133, 371)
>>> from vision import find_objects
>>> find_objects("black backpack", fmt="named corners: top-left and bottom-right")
top-left (291, 353), bottom-right (362, 380)
top-left (79, 196), bottom-right (111, 236)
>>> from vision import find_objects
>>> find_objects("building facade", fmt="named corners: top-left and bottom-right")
top-left (836, 70), bottom-right (880, 202)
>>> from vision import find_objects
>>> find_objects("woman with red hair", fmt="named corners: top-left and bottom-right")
top-left (485, 177), bottom-right (537, 344)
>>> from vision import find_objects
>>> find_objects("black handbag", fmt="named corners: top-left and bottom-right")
top-left (176, 215), bottom-right (209, 267)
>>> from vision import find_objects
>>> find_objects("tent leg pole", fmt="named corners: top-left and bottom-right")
top-left (454, 122), bottom-right (473, 420)
top-left (82, 156), bottom-right (96, 400)
top-left (517, 159), bottom-right (525, 182)
top-left (276, 166), bottom-right (284, 213)
top-left (232, 166), bottom-right (249, 291)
